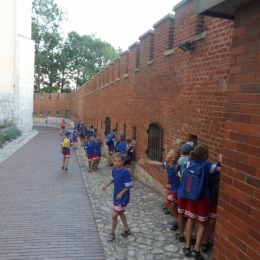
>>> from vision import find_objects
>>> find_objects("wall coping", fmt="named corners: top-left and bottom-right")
top-left (139, 29), bottom-right (154, 40)
top-left (128, 41), bottom-right (140, 49)
top-left (153, 13), bottom-right (175, 28)
top-left (120, 50), bottom-right (129, 56)
top-left (173, 0), bottom-right (191, 11)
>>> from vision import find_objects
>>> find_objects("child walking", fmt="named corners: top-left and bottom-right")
top-left (72, 127), bottom-right (78, 149)
top-left (102, 152), bottom-right (133, 242)
top-left (92, 134), bottom-right (104, 170)
top-left (60, 131), bottom-right (72, 170)
top-left (84, 135), bottom-right (95, 172)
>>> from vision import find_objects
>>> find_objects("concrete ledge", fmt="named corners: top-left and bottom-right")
top-left (120, 50), bottom-right (129, 56)
top-left (128, 41), bottom-right (140, 49)
top-left (124, 74), bottom-right (129, 78)
top-left (134, 68), bottom-right (140, 73)
top-left (153, 13), bottom-right (175, 28)
top-left (164, 49), bottom-right (175, 56)
top-left (139, 29), bottom-right (154, 40)
top-left (173, 0), bottom-right (190, 11)
top-left (101, 86), bottom-right (104, 89)
top-left (110, 81), bottom-right (114, 84)
top-left (192, 31), bottom-right (207, 42)
top-left (147, 60), bottom-right (154, 66)
top-left (105, 84), bottom-right (108, 87)
top-left (116, 78), bottom-right (120, 81)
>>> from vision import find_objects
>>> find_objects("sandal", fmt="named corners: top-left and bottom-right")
top-left (121, 229), bottom-right (131, 237)
top-left (201, 243), bottom-right (211, 253)
top-left (170, 221), bottom-right (179, 230)
top-left (175, 233), bottom-right (185, 242)
top-left (183, 247), bottom-right (191, 256)
top-left (162, 207), bottom-right (170, 215)
top-left (65, 168), bottom-right (68, 171)
top-left (107, 233), bottom-right (116, 242)
top-left (191, 250), bottom-right (204, 260)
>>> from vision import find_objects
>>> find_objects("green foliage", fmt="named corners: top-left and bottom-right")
top-left (0, 128), bottom-right (21, 147)
top-left (32, 0), bottom-right (121, 93)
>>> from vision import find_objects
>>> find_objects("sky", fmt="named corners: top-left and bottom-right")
top-left (55, 0), bottom-right (181, 51)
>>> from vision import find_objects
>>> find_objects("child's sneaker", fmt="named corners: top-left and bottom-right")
top-left (170, 221), bottom-right (179, 230)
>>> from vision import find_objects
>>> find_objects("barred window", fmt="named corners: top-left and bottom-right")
top-left (105, 117), bottom-right (111, 136)
top-left (146, 123), bottom-right (164, 162)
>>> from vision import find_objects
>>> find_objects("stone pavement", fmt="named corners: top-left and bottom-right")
top-left (0, 129), bottom-right (104, 260)
top-left (0, 129), bottom-right (213, 260)
top-left (76, 144), bottom-right (214, 260)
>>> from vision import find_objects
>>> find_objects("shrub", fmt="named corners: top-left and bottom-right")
top-left (0, 127), bottom-right (21, 147)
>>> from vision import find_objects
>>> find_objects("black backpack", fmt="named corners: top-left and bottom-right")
top-left (208, 172), bottom-right (220, 206)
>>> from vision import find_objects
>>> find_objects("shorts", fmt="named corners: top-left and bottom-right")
top-left (166, 192), bottom-right (178, 205)
top-left (63, 152), bottom-right (70, 158)
top-left (60, 127), bottom-right (65, 130)
top-left (108, 148), bottom-right (114, 154)
top-left (166, 180), bottom-right (171, 190)
top-left (113, 203), bottom-right (127, 213)
top-left (87, 154), bottom-right (95, 161)
top-left (95, 154), bottom-right (101, 160)
top-left (184, 196), bottom-right (209, 224)
top-left (73, 139), bottom-right (78, 143)
top-left (209, 203), bottom-right (217, 219)
top-left (178, 197), bottom-right (187, 215)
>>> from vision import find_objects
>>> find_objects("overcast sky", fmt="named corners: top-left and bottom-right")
top-left (55, 0), bottom-right (181, 51)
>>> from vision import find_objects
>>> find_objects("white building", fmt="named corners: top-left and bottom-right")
top-left (0, 0), bottom-right (34, 132)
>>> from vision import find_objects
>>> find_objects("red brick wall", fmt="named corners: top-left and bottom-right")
top-left (214, 1), bottom-right (260, 259)
top-left (68, 0), bottom-right (233, 185)
top-left (34, 93), bottom-right (70, 118)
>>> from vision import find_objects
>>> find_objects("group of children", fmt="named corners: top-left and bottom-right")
top-left (138, 139), bottom-right (221, 260)
top-left (60, 121), bottom-right (220, 259)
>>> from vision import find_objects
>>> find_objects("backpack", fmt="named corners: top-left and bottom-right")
top-left (165, 162), bottom-right (180, 176)
top-left (62, 137), bottom-right (70, 149)
top-left (106, 134), bottom-right (113, 146)
top-left (208, 172), bottom-right (220, 206)
top-left (180, 160), bottom-right (208, 201)
top-left (61, 122), bottom-right (65, 128)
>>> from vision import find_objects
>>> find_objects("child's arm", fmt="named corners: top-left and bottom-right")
top-left (137, 158), bottom-right (163, 166)
top-left (116, 187), bottom-right (129, 200)
top-left (60, 145), bottom-right (63, 154)
top-left (102, 180), bottom-right (113, 191)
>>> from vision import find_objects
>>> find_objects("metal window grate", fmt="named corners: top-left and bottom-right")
top-left (104, 117), bottom-right (111, 136)
top-left (146, 123), bottom-right (164, 162)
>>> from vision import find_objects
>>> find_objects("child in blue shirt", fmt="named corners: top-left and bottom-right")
top-left (137, 149), bottom-right (180, 230)
top-left (102, 152), bottom-right (133, 242)
top-left (92, 134), bottom-right (104, 171)
top-left (72, 127), bottom-right (78, 149)
top-left (84, 135), bottom-right (95, 172)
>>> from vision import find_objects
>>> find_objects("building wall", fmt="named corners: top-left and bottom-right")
top-left (34, 93), bottom-right (71, 119)
top-left (0, 0), bottom-right (34, 131)
top-left (214, 1), bottom-right (260, 259)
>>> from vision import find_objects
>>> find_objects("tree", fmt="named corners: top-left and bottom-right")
top-left (32, 0), bottom-right (67, 92)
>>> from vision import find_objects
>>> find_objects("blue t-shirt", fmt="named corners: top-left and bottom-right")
top-left (72, 130), bottom-right (77, 140)
top-left (178, 160), bottom-right (219, 198)
top-left (117, 141), bottom-right (127, 156)
top-left (108, 134), bottom-right (116, 149)
top-left (178, 156), bottom-right (189, 166)
top-left (163, 162), bottom-right (180, 193)
top-left (60, 137), bottom-right (72, 152)
top-left (111, 167), bottom-right (133, 205)
top-left (84, 140), bottom-right (95, 156)
top-left (126, 146), bottom-right (134, 161)
top-left (92, 132), bottom-right (97, 139)
top-left (94, 140), bottom-right (103, 155)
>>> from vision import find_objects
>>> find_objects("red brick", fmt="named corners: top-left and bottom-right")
top-left (247, 175), bottom-right (260, 189)
top-left (233, 180), bottom-right (254, 197)
top-left (256, 72), bottom-right (260, 82)
top-left (227, 84), bottom-right (241, 93)
top-left (230, 113), bottom-right (251, 123)
top-left (242, 213), bottom-right (260, 233)
top-left (226, 103), bottom-right (239, 112)
top-left (224, 184), bottom-right (245, 200)
top-left (229, 214), bottom-right (251, 234)
top-left (252, 208), bottom-right (260, 220)
top-left (245, 194), bottom-right (260, 210)
top-left (223, 139), bottom-right (236, 150)
top-left (237, 123), bottom-right (260, 135)
top-left (239, 104), bottom-right (260, 114)
top-left (236, 52), bottom-right (258, 64)
top-left (229, 93), bottom-right (255, 103)
top-left (229, 131), bottom-right (250, 143)
top-left (248, 155), bottom-right (260, 168)
top-left (236, 142), bottom-right (258, 156)
top-left (224, 121), bottom-right (237, 131)
top-left (240, 232), bottom-right (260, 252)
top-left (252, 115), bottom-right (260, 124)
top-left (223, 201), bottom-right (243, 219)
top-left (233, 26), bottom-right (246, 37)
top-left (219, 189), bottom-right (231, 204)
top-left (234, 73), bottom-right (255, 83)
top-left (243, 62), bottom-right (260, 73)
top-left (238, 250), bottom-right (252, 260)
top-left (241, 83), bottom-right (260, 93)
top-left (223, 148), bottom-right (248, 163)
top-left (231, 45), bottom-right (245, 56)
top-left (250, 135), bottom-right (260, 146)
top-left (227, 232), bottom-right (247, 253)
top-left (245, 41), bottom-right (260, 53)
top-left (215, 222), bottom-right (228, 238)
top-left (237, 30), bottom-right (260, 45)
top-left (249, 228), bottom-right (260, 242)
top-left (246, 18), bottom-right (260, 33)
top-left (234, 161), bottom-right (257, 176)
top-left (247, 247), bottom-right (260, 260)
top-left (224, 167), bottom-right (247, 182)
top-left (229, 65), bottom-right (242, 74)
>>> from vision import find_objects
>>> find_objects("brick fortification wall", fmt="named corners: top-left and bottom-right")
top-left (214, 1), bottom-right (260, 260)
top-left (69, 0), bottom-right (232, 185)
top-left (34, 93), bottom-right (70, 118)
top-left (33, 0), bottom-right (260, 259)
